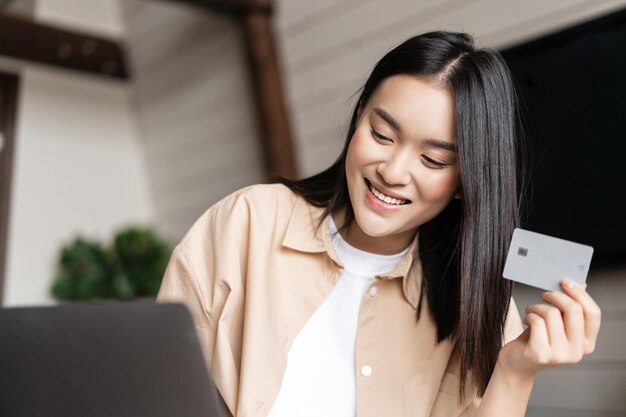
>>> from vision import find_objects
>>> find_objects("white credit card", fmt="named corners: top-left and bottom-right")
top-left (503, 228), bottom-right (594, 292)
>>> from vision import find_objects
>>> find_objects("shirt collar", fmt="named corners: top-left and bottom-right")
top-left (282, 196), bottom-right (328, 253)
top-left (282, 195), bottom-right (422, 309)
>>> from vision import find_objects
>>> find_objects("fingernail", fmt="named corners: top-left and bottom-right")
top-left (541, 291), bottom-right (551, 298)
top-left (561, 278), bottom-right (576, 289)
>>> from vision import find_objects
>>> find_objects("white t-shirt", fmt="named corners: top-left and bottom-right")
top-left (267, 216), bottom-right (409, 417)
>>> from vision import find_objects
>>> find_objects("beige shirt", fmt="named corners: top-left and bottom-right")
top-left (157, 183), bottom-right (524, 417)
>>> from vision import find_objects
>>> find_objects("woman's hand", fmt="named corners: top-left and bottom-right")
top-left (497, 278), bottom-right (602, 378)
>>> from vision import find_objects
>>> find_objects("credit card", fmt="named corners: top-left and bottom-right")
top-left (503, 228), bottom-right (594, 292)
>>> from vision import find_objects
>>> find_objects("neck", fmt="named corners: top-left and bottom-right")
top-left (331, 208), bottom-right (416, 255)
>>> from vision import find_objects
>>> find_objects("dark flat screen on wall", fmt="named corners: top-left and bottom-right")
top-left (501, 9), bottom-right (626, 267)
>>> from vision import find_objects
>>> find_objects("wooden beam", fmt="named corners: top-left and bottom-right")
top-left (0, 71), bottom-right (18, 305)
top-left (153, 0), bottom-right (271, 17)
top-left (240, 11), bottom-right (298, 180)
top-left (0, 13), bottom-right (129, 80)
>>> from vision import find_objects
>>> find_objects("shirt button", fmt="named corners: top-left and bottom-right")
top-left (361, 365), bottom-right (372, 377)
top-left (255, 401), bottom-right (265, 413)
top-left (369, 286), bottom-right (378, 297)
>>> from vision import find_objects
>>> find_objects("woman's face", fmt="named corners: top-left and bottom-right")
top-left (343, 74), bottom-right (461, 254)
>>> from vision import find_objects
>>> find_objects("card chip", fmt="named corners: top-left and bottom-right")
top-left (517, 247), bottom-right (528, 257)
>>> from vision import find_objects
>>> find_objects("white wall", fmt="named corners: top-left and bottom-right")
top-left (2, 0), bottom-right (154, 306)
top-left (122, 0), bottom-right (265, 242)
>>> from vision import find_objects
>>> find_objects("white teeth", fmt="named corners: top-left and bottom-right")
top-left (369, 182), bottom-right (407, 205)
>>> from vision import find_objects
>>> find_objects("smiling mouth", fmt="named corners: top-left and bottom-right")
top-left (365, 179), bottom-right (411, 205)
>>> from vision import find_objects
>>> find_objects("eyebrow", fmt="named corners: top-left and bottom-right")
top-left (423, 138), bottom-right (457, 152)
top-left (372, 107), bottom-right (457, 153)
top-left (373, 107), bottom-right (403, 134)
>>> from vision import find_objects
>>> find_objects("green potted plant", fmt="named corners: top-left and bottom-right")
top-left (51, 227), bottom-right (171, 301)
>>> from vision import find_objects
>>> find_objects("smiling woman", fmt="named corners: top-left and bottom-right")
top-left (157, 31), bottom-right (601, 417)
top-left (276, 31), bottom-right (523, 405)
top-left (342, 75), bottom-right (462, 255)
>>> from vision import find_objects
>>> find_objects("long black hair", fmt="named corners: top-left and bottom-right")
top-left (276, 31), bottom-right (526, 401)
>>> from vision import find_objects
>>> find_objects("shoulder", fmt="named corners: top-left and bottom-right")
top-left (179, 183), bottom-right (302, 247)
top-left (230, 182), bottom-right (300, 207)
top-left (211, 182), bottom-right (299, 213)
top-left (210, 183), bottom-right (301, 222)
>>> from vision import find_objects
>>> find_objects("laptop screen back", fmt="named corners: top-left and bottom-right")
top-left (0, 302), bottom-right (223, 417)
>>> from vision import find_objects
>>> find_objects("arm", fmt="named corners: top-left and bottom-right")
top-left (473, 353), bottom-right (535, 416)
top-left (475, 279), bottom-right (602, 417)
top-left (157, 191), bottom-right (252, 417)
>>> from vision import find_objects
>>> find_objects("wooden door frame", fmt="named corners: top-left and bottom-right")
top-left (0, 71), bottom-right (19, 305)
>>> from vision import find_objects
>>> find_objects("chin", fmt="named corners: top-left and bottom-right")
top-left (353, 211), bottom-right (396, 237)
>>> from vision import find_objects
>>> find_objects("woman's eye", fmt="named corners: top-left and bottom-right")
top-left (422, 155), bottom-right (448, 168)
top-left (370, 128), bottom-right (392, 143)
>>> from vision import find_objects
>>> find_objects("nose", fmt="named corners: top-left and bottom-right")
top-left (376, 149), bottom-right (411, 186)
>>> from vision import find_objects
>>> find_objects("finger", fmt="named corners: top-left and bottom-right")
top-left (540, 290), bottom-right (585, 351)
top-left (525, 303), bottom-right (567, 351)
top-left (523, 312), bottom-right (550, 363)
top-left (560, 279), bottom-right (602, 353)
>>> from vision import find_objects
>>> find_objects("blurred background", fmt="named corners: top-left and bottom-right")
top-left (0, 0), bottom-right (624, 415)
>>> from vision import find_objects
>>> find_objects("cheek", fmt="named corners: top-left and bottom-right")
top-left (347, 128), bottom-right (377, 170)
top-left (415, 170), bottom-right (460, 202)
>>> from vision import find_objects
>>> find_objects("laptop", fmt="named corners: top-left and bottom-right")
top-left (0, 302), bottom-right (224, 417)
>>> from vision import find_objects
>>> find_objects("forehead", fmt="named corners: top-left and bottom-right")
top-left (367, 75), bottom-right (456, 143)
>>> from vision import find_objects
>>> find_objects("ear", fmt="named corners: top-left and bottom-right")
top-left (454, 187), bottom-right (463, 200)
